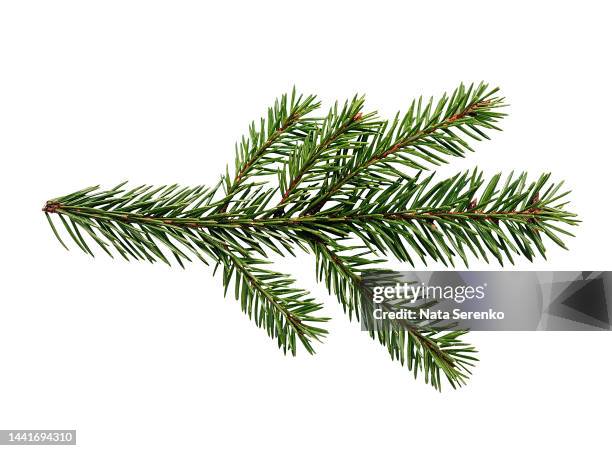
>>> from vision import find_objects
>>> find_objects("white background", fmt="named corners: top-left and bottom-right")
top-left (1, 1), bottom-right (611, 450)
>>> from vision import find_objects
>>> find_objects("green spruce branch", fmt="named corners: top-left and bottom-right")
top-left (43, 83), bottom-right (578, 390)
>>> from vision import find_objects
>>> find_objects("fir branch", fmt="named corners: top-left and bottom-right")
top-left (42, 84), bottom-right (578, 390)
top-left (45, 170), bottom-right (576, 268)
top-left (219, 88), bottom-right (319, 211)
top-left (273, 96), bottom-right (379, 216)
top-left (310, 239), bottom-right (476, 390)
top-left (216, 250), bottom-right (328, 355)
top-left (303, 82), bottom-right (505, 215)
